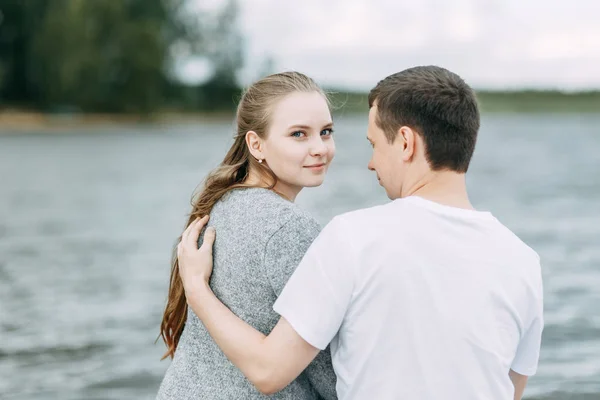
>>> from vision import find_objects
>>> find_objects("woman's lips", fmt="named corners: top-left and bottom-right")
top-left (304, 163), bottom-right (326, 170)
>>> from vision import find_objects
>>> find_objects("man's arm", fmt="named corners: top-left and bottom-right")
top-left (508, 259), bottom-right (544, 400)
top-left (176, 217), bottom-right (321, 395)
top-left (177, 216), bottom-right (352, 395)
top-left (261, 215), bottom-right (338, 400)
top-left (509, 369), bottom-right (528, 400)
top-left (188, 282), bottom-right (319, 395)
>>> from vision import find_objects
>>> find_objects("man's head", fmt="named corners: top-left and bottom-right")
top-left (366, 66), bottom-right (480, 199)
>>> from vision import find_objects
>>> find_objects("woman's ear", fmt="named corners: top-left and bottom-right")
top-left (245, 131), bottom-right (264, 161)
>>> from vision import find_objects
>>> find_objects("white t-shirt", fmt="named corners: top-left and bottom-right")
top-left (273, 196), bottom-right (544, 400)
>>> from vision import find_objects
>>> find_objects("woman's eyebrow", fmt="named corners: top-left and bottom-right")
top-left (288, 122), bottom-right (333, 130)
top-left (288, 124), bottom-right (311, 130)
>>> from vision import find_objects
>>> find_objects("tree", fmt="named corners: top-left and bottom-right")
top-left (198, 0), bottom-right (244, 110)
top-left (0, 0), bottom-right (244, 113)
top-left (0, 0), bottom-right (50, 106)
top-left (28, 0), bottom-right (170, 113)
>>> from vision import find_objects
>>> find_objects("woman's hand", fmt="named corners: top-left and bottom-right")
top-left (177, 215), bottom-right (216, 294)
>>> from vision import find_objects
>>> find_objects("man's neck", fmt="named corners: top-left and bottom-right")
top-left (403, 170), bottom-right (474, 210)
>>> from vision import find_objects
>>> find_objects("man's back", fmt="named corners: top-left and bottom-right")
top-left (274, 196), bottom-right (544, 399)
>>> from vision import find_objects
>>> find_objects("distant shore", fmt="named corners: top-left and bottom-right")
top-left (326, 90), bottom-right (600, 113)
top-left (0, 110), bottom-right (236, 132)
top-left (1, 90), bottom-right (599, 132)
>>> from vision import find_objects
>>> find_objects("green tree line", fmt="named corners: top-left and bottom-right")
top-left (0, 0), bottom-right (243, 113)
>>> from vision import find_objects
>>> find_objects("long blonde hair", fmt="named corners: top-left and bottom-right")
top-left (159, 71), bottom-right (327, 359)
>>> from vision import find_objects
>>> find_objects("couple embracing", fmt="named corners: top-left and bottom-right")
top-left (157, 66), bottom-right (543, 400)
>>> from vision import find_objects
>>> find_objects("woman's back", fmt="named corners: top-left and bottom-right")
top-left (157, 187), bottom-right (337, 400)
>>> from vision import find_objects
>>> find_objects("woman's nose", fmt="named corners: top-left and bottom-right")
top-left (309, 136), bottom-right (328, 156)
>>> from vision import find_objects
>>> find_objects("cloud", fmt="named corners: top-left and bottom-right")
top-left (189, 0), bottom-right (600, 89)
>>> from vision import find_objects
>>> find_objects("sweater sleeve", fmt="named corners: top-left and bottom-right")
top-left (263, 210), bottom-right (338, 400)
top-left (263, 211), bottom-right (321, 296)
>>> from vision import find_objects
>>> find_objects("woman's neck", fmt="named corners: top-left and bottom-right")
top-left (244, 169), bottom-right (301, 202)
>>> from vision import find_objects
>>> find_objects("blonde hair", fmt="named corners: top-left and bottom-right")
top-left (159, 72), bottom-right (327, 359)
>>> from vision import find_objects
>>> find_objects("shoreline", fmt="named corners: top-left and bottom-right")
top-left (2, 93), bottom-right (599, 133)
top-left (0, 110), bottom-right (236, 133)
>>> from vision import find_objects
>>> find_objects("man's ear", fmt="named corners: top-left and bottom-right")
top-left (398, 126), bottom-right (416, 162)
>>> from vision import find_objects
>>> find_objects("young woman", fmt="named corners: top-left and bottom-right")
top-left (157, 72), bottom-right (338, 400)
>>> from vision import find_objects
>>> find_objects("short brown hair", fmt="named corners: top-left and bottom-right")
top-left (368, 66), bottom-right (480, 173)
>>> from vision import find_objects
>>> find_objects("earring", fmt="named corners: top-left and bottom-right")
top-left (258, 159), bottom-right (263, 164)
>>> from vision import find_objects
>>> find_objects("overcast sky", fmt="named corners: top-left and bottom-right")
top-left (182, 0), bottom-right (600, 91)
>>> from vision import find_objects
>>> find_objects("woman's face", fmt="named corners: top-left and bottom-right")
top-left (257, 91), bottom-right (335, 199)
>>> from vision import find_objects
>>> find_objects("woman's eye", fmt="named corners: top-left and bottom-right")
top-left (291, 131), bottom-right (305, 138)
top-left (321, 128), bottom-right (334, 136)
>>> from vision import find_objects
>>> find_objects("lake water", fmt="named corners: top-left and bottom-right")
top-left (1, 113), bottom-right (599, 399)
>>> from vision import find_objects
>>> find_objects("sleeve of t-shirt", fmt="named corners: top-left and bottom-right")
top-left (511, 274), bottom-right (544, 376)
top-left (273, 216), bottom-right (355, 351)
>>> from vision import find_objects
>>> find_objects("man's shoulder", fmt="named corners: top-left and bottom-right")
top-left (489, 217), bottom-right (540, 260)
top-left (333, 201), bottom-right (397, 223)
top-left (327, 199), bottom-right (417, 232)
top-left (491, 220), bottom-right (542, 278)
top-left (315, 202), bottom-right (404, 245)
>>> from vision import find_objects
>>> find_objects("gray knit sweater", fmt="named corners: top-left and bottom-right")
top-left (157, 187), bottom-right (337, 400)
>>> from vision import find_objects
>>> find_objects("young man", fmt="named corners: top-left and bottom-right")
top-left (177, 66), bottom-right (544, 400)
